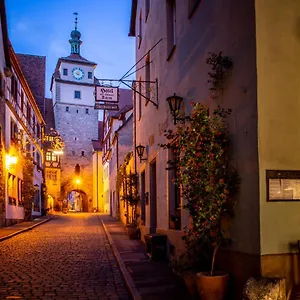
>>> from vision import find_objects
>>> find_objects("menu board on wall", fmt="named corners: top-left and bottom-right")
top-left (267, 170), bottom-right (300, 201)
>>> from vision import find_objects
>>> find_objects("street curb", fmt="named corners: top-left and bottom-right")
top-left (101, 220), bottom-right (142, 300)
top-left (0, 215), bottom-right (55, 242)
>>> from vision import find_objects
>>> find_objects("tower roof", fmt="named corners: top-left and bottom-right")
top-left (69, 13), bottom-right (82, 55)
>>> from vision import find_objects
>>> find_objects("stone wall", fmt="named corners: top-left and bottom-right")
top-left (54, 102), bottom-right (98, 209)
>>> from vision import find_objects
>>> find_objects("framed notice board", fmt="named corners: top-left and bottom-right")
top-left (266, 170), bottom-right (300, 202)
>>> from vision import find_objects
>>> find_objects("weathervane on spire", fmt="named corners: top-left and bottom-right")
top-left (74, 12), bottom-right (78, 30)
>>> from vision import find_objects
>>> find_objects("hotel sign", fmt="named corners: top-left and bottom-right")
top-left (94, 102), bottom-right (119, 111)
top-left (95, 86), bottom-right (119, 103)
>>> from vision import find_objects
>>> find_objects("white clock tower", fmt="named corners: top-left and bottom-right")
top-left (50, 15), bottom-right (98, 211)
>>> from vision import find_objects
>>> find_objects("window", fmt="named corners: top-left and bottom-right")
top-left (166, 0), bottom-right (176, 59)
top-left (10, 118), bottom-right (18, 142)
top-left (32, 115), bottom-right (36, 133)
top-left (145, 55), bottom-right (150, 103)
top-left (10, 75), bottom-right (18, 101)
top-left (145, 0), bottom-right (150, 22)
top-left (81, 151), bottom-right (85, 156)
top-left (85, 108), bottom-right (89, 114)
top-left (138, 11), bottom-right (142, 48)
top-left (188, 0), bottom-right (201, 18)
top-left (26, 104), bottom-right (31, 125)
top-left (74, 91), bottom-right (81, 99)
top-left (63, 68), bottom-right (68, 76)
top-left (36, 152), bottom-right (40, 168)
top-left (88, 72), bottom-right (92, 79)
top-left (66, 106), bottom-right (69, 112)
top-left (46, 170), bottom-right (57, 181)
top-left (46, 151), bottom-right (51, 161)
top-left (21, 91), bottom-right (24, 113)
top-left (46, 151), bottom-right (57, 162)
top-left (36, 124), bottom-right (40, 139)
top-left (76, 110), bottom-right (79, 113)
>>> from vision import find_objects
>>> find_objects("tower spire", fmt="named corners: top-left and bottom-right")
top-left (69, 12), bottom-right (82, 55)
top-left (74, 12), bottom-right (78, 30)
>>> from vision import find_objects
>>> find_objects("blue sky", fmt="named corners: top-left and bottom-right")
top-left (5, 0), bottom-right (136, 97)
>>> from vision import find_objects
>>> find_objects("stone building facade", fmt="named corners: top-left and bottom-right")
top-left (51, 23), bottom-right (99, 211)
top-left (128, 0), bottom-right (300, 298)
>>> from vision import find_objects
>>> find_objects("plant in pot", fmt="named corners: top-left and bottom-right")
top-left (123, 172), bottom-right (141, 240)
top-left (161, 103), bottom-right (239, 300)
top-left (169, 208), bottom-right (181, 230)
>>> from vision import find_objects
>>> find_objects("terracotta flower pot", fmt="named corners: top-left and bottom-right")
top-left (195, 272), bottom-right (229, 300)
top-left (183, 271), bottom-right (198, 298)
top-left (126, 227), bottom-right (140, 240)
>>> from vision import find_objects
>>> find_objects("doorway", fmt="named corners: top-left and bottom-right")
top-left (150, 160), bottom-right (157, 233)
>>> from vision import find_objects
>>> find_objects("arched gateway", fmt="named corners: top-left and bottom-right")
top-left (66, 190), bottom-right (89, 212)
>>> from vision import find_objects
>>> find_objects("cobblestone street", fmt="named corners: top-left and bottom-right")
top-left (0, 214), bottom-right (131, 300)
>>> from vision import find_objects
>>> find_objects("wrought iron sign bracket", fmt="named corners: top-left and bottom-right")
top-left (120, 78), bottom-right (158, 109)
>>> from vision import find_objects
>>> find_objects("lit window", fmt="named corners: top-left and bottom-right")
top-left (74, 91), bottom-right (81, 99)
top-left (63, 68), bottom-right (68, 76)
top-left (88, 72), bottom-right (92, 79)
top-left (46, 152), bottom-right (51, 161)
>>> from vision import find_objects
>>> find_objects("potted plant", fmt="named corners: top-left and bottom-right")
top-left (169, 208), bottom-right (181, 230)
top-left (160, 103), bottom-right (239, 300)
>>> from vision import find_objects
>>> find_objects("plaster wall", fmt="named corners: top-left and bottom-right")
top-left (92, 151), bottom-right (104, 212)
top-left (134, 0), bottom-right (259, 255)
top-left (103, 162), bottom-right (110, 213)
top-left (59, 62), bottom-right (95, 85)
top-left (56, 82), bottom-right (95, 107)
top-left (256, 0), bottom-right (300, 255)
top-left (109, 117), bottom-right (133, 218)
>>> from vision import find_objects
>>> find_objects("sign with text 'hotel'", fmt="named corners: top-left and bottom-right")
top-left (95, 86), bottom-right (119, 103)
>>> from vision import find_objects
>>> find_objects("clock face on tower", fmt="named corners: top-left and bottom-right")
top-left (72, 67), bottom-right (84, 80)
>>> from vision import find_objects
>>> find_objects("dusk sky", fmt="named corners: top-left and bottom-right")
top-left (5, 0), bottom-right (136, 97)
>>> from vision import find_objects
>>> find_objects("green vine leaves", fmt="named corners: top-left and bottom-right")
top-left (206, 52), bottom-right (233, 98)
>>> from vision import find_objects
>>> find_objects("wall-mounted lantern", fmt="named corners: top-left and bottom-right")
top-left (6, 154), bottom-right (17, 169)
top-left (166, 93), bottom-right (184, 125)
top-left (135, 144), bottom-right (147, 163)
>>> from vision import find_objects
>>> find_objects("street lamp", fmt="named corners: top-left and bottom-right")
top-left (135, 144), bottom-right (147, 163)
top-left (166, 93), bottom-right (184, 125)
top-left (6, 154), bottom-right (18, 169)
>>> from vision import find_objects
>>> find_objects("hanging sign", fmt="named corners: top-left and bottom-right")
top-left (94, 102), bottom-right (119, 111)
top-left (95, 86), bottom-right (119, 103)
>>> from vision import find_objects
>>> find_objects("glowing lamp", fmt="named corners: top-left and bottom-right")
top-left (6, 154), bottom-right (18, 169)
top-left (53, 150), bottom-right (64, 155)
top-left (75, 178), bottom-right (81, 185)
